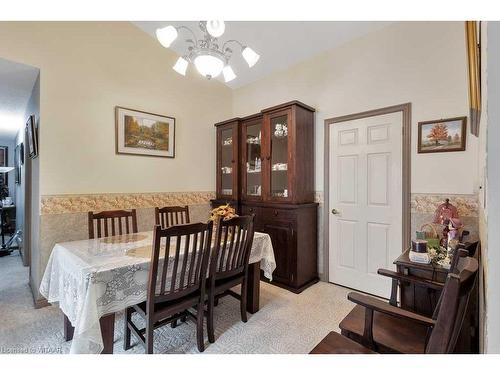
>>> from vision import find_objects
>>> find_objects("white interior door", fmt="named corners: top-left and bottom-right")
top-left (328, 112), bottom-right (403, 298)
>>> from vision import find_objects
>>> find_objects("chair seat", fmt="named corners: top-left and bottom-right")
top-left (212, 273), bottom-right (244, 295)
top-left (133, 291), bottom-right (201, 321)
top-left (310, 331), bottom-right (376, 354)
top-left (339, 305), bottom-right (428, 354)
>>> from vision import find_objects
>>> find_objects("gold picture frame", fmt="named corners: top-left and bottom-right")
top-left (115, 106), bottom-right (176, 158)
top-left (465, 21), bottom-right (481, 137)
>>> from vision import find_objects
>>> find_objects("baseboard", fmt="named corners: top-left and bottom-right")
top-left (33, 296), bottom-right (50, 309)
top-left (29, 272), bottom-right (49, 309)
top-left (261, 277), bottom-right (320, 294)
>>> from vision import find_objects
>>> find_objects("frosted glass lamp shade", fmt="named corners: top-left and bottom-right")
top-left (242, 47), bottom-right (260, 67)
top-left (173, 57), bottom-right (188, 76)
top-left (223, 66), bottom-right (236, 82)
top-left (156, 26), bottom-right (178, 48)
top-left (194, 55), bottom-right (224, 79)
top-left (206, 21), bottom-right (225, 38)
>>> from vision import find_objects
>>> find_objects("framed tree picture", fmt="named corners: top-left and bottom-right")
top-left (418, 117), bottom-right (467, 153)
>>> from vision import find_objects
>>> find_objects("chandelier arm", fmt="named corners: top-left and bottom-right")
top-left (222, 39), bottom-right (245, 52)
top-left (175, 26), bottom-right (199, 47)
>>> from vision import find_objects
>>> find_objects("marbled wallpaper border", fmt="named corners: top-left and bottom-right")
top-left (411, 193), bottom-right (478, 217)
top-left (313, 191), bottom-right (478, 216)
top-left (41, 191), bottom-right (477, 216)
top-left (41, 191), bottom-right (216, 215)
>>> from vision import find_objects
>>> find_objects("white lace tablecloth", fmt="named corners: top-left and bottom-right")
top-left (39, 231), bottom-right (275, 354)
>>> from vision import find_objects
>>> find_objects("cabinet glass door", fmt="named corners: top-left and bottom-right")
top-left (269, 112), bottom-right (290, 199)
top-left (219, 127), bottom-right (234, 197)
top-left (243, 121), bottom-right (262, 199)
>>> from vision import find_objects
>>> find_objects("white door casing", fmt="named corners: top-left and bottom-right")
top-left (328, 112), bottom-right (403, 298)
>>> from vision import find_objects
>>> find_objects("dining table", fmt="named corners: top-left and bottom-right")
top-left (40, 230), bottom-right (276, 354)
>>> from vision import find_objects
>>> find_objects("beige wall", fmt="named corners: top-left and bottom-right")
top-left (0, 22), bottom-right (232, 195)
top-left (232, 21), bottom-right (477, 195)
top-left (483, 21), bottom-right (500, 354)
top-left (477, 22), bottom-right (488, 353)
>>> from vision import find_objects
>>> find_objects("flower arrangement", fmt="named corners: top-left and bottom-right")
top-left (209, 204), bottom-right (238, 222)
top-left (428, 245), bottom-right (451, 268)
top-left (209, 204), bottom-right (238, 241)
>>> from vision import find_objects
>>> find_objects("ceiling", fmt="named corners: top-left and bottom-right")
top-left (133, 21), bottom-right (392, 89)
top-left (0, 58), bottom-right (39, 140)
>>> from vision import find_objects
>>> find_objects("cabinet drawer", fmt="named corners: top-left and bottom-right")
top-left (260, 207), bottom-right (296, 223)
top-left (241, 205), bottom-right (261, 217)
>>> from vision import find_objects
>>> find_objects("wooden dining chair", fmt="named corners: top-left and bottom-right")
top-left (155, 206), bottom-right (190, 228)
top-left (206, 215), bottom-right (255, 344)
top-left (88, 209), bottom-right (138, 239)
top-left (123, 222), bottom-right (213, 353)
top-left (310, 255), bottom-right (479, 354)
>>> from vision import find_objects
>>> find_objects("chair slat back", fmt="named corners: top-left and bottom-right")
top-left (155, 206), bottom-right (190, 229)
top-left (210, 215), bottom-right (255, 280)
top-left (147, 222), bottom-right (213, 308)
top-left (426, 256), bottom-right (478, 353)
top-left (88, 209), bottom-right (138, 239)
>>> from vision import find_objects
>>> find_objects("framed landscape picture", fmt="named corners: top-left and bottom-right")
top-left (115, 106), bottom-right (175, 158)
top-left (418, 117), bottom-right (467, 153)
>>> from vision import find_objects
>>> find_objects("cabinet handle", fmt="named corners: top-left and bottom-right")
top-left (249, 208), bottom-right (254, 212)
top-left (231, 159), bottom-right (235, 163)
top-left (266, 156), bottom-right (271, 161)
top-left (274, 210), bottom-right (278, 216)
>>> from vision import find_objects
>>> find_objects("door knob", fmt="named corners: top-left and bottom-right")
top-left (331, 208), bottom-right (340, 215)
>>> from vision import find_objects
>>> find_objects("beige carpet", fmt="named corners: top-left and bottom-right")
top-left (0, 253), bottom-right (354, 354)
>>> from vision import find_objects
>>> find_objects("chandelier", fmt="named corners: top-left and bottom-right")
top-left (155, 21), bottom-right (260, 82)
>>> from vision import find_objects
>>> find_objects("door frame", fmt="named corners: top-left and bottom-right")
top-left (323, 103), bottom-right (411, 282)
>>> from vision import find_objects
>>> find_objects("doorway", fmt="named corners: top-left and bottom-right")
top-left (324, 104), bottom-right (411, 298)
top-left (0, 57), bottom-right (39, 278)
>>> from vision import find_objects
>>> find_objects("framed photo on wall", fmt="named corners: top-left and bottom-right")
top-left (0, 146), bottom-right (8, 187)
top-left (418, 116), bottom-right (467, 153)
top-left (15, 143), bottom-right (23, 185)
top-left (26, 115), bottom-right (38, 158)
top-left (115, 106), bottom-right (176, 158)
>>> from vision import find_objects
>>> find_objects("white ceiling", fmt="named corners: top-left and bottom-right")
top-left (0, 58), bottom-right (39, 140)
top-left (133, 21), bottom-right (392, 89)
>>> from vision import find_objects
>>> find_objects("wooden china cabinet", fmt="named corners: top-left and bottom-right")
top-left (214, 118), bottom-right (240, 209)
top-left (213, 101), bottom-right (318, 293)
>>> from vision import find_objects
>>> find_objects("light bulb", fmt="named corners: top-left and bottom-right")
top-left (173, 57), bottom-right (188, 76)
top-left (156, 25), bottom-right (178, 48)
top-left (223, 66), bottom-right (236, 82)
top-left (242, 46), bottom-right (260, 67)
top-left (206, 21), bottom-right (225, 38)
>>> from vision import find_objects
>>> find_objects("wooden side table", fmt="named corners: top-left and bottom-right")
top-left (393, 249), bottom-right (479, 353)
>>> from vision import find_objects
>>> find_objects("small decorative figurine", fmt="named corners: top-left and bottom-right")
top-left (433, 198), bottom-right (459, 225)
top-left (433, 198), bottom-right (459, 249)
